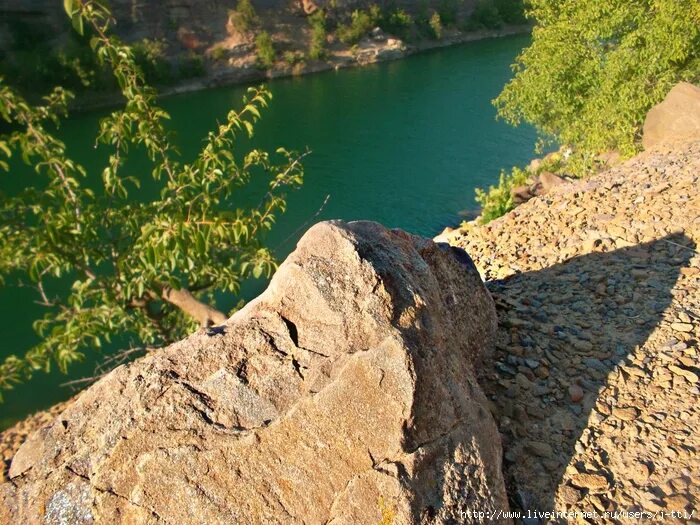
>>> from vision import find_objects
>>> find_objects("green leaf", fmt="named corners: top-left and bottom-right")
top-left (63, 0), bottom-right (75, 16)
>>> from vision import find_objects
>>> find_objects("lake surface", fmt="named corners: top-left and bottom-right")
top-left (0, 33), bottom-right (537, 427)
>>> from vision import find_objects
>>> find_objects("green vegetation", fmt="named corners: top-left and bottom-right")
top-left (177, 52), bottom-right (206, 79)
top-left (474, 166), bottom-right (528, 223)
top-left (429, 12), bottom-right (443, 40)
top-left (337, 9), bottom-right (379, 45)
top-left (465, 0), bottom-right (525, 30)
top-left (436, 0), bottom-right (460, 26)
top-left (308, 11), bottom-right (328, 60)
top-left (476, 0), bottom-right (700, 222)
top-left (0, 26), bottom-right (206, 98)
top-left (496, 0), bottom-right (700, 168)
top-left (228, 0), bottom-right (260, 33)
top-left (283, 50), bottom-right (305, 66)
top-left (0, 0), bottom-right (305, 399)
top-left (132, 38), bottom-right (171, 84)
top-left (383, 8), bottom-right (415, 41)
top-left (466, 1), bottom-right (501, 29)
top-left (255, 31), bottom-right (276, 69)
top-left (474, 153), bottom-right (563, 223)
top-left (210, 45), bottom-right (228, 62)
top-left (0, 26), bottom-right (105, 94)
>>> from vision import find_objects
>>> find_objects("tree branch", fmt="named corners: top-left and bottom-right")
top-left (161, 287), bottom-right (227, 327)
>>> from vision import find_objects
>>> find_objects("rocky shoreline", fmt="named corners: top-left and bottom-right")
top-left (70, 25), bottom-right (530, 113)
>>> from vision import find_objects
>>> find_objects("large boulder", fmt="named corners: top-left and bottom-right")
top-left (1, 221), bottom-right (508, 524)
top-left (642, 82), bottom-right (700, 149)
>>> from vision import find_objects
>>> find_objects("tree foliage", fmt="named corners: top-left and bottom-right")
top-left (255, 31), bottom-right (277, 69)
top-left (228, 0), bottom-right (260, 33)
top-left (308, 10), bottom-right (328, 60)
top-left (0, 0), bottom-right (304, 399)
top-left (495, 0), bottom-right (700, 171)
top-left (337, 8), bottom-right (380, 45)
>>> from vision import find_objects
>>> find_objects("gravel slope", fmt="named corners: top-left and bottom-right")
top-left (446, 139), bottom-right (700, 523)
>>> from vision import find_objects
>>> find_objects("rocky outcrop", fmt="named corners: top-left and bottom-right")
top-left (642, 82), bottom-right (700, 149)
top-left (1, 221), bottom-right (509, 524)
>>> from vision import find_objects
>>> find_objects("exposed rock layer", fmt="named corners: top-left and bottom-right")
top-left (1, 221), bottom-right (508, 524)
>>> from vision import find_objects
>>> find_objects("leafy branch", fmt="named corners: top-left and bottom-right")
top-left (0, 0), bottom-right (305, 399)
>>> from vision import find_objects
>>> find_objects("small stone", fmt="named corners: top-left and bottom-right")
top-left (631, 268), bottom-right (649, 279)
top-left (569, 384), bottom-right (584, 403)
top-left (678, 356), bottom-right (695, 367)
top-left (664, 494), bottom-right (690, 512)
top-left (569, 473), bottom-right (609, 493)
top-left (516, 373), bottom-right (533, 390)
top-left (671, 322), bottom-right (693, 333)
top-left (559, 485), bottom-right (582, 505)
top-left (631, 463), bottom-right (651, 484)
top-left (589, 495), bottom-right (606, 512)
top-left (668, 365), bottom-right (699, 383)
top-left (612, 406), bottom-right (639, 421)
top-left (573, 339), bottom-right (594, 352)
top-left (524, 358), bottom-right (540, 369)
top-left (526, 441), bottom-right (554, 458)
top-left (535, 366), bottom-right (550, 379)
top-left (624, 366), bottom-right (647, 378)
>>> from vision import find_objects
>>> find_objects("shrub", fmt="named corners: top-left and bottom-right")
top-left (474, 166), bottom-right (529, 223)
top-left (0, 1), bottom-right (305, 399)
top-left (467, 0), bottom-right (503, 30)
top-left (132, 38), bottom-right (171, 84)
top-left (255, 31), bottom-right (276, 68)
top-left (429, 12), bottom-right (443, 39)
top-left (336, 9), bottom-right (377, 45)
top-left (283, 50), bottom-right (304, 66)
top-left (210, 45), bottom-right (228, 61)
top-left (493, 0), bottom-right (526, 24)
top-left (437, 0), bottom-right (460, 27)
top-left (382, 8), bottom-right (415, 41)
top-left (308, 10), bottom-right (327, 60)
top-left (228, 0), bottom-right (259, 33)
top-left (177, 52), bottom-right (206, 78)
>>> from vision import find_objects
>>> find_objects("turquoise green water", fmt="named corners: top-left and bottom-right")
top-left (1, 34), bottom-right (537, 426)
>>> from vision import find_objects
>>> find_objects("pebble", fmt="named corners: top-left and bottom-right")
top-left (569, 384), bottom-right (584, 403)
top-left (671, 322), bottom-right (693, 333)
top-left (630, 462), bottom-right (651, 484)
top-left (668, 365), bottom-right (699, 383)
top-left (569, 472), bottom-right (609, 493)
top-left (612, 407), bottom-right (639, 421)
top-left (526, 441), bottom-right (554, 458)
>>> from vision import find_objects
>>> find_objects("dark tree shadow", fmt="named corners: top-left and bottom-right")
top-left (482, 232), bottom-right (696, 521)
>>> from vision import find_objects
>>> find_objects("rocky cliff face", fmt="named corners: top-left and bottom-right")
top-left (0, 0), bottom-right (247, 51)
top-left (1, 221), bottom-right (509, 524)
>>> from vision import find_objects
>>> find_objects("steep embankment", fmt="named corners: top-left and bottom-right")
top-left (442, 139), bottom-right (699, 519)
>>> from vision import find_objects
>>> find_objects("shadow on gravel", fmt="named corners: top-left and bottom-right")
top-left (480, 232), bottom-right (696, 522)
